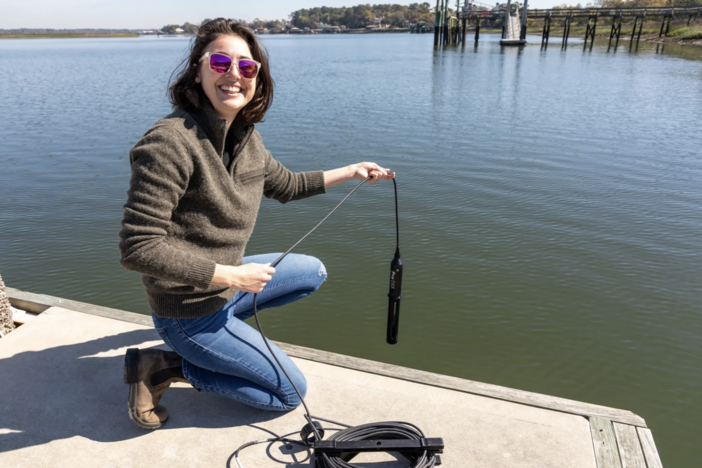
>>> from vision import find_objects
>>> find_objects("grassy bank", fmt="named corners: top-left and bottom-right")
top-left (521, 21), bottom-right (702, 45)
top-left (669, 25), bottom-right (702, 40)
top-left (0, 33), bottom-right (139, 39)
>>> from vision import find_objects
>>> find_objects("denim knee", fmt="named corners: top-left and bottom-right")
top-left (316, 258), bottom-right (327, 288)
top-left (282, 374), bottom-right (308, 410)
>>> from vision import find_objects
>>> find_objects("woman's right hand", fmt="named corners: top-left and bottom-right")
top-left (211, 263), bottom-right (276, 293)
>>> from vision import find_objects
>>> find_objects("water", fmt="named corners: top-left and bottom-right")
top-left (1, 33), bottom-right (701, 466)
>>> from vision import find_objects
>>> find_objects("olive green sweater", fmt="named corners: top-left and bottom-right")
top-left (119, 104), bottom-right (326, 318)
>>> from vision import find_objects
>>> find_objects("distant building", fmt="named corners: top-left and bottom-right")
top-left (367, 17), bottom-right (387, 29)
top-left (174, 27), bottom-right (184, 33)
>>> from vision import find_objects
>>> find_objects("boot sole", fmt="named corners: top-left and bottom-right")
top-left (124, 348), bottom-right (167, 430)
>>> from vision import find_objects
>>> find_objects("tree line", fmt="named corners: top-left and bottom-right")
top-left (161, 3), bottom-right (436, 33)
top-left (289, 3), bottom-right (435, 29)
top-left (162, 0), bottom-right (701, 33)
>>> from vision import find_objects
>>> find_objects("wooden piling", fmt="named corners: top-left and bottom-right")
top-left (475, 19), bottom-right (480, 42)
top-left (562, 16), bottom-right (572, 47)
top-left (659, 15), bottom-right (672, 37)
top-left (542, 16), bottom-right (551, 47)
top-left (585, 19), bottom-right (593, 45)
top-left (462, 18), bottom-right (467, 45)
top-left (584, 15), bottom-right (598, 47)
top-left (434, 0), bottom-right (441, 46)
top-left (591, 15), bottom-right (598, 43)
top-left (520, 0), bottom-right (529, 40)
top-left (608, 15), bottom-right (622, 48)
top-left (637, 17), bottom-right (644, 43)
top-left (631, 17), bottom-right (639, 43)
top-left (664, 15), bottom-right (671, 36)
top-left (443, 0), bottom-right (449, 45)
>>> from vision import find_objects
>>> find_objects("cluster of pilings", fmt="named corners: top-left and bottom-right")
top-left (435, 0), bottom-right (531, 47)
top-left (433, 0), bottom-right (467, 46)
top-left (448, 5), bottom-right (702, 50)
top-left (537, 7), bottom-right (702, 50)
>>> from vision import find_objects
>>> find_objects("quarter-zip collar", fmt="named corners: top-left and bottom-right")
top-left (190, 100), bottom-right (253, 159)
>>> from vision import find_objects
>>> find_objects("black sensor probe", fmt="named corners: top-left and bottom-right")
top-left (387, 247), bottom-right (403, 344)
top-left (387, 177), bottom-right (402, 344)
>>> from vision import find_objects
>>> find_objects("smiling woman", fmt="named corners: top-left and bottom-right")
top-left (117, 18), bottom-right (394, 430)
top-left (169, 20), bottom-right (274, 129)
top-left (195, 37), bottom-right (259, 125)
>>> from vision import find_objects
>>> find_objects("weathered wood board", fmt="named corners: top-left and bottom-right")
top-left (590, 417), bottom-right (623, 468)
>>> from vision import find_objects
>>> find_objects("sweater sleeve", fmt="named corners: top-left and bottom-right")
top-left (118, 128), bottom-right (216, 290)
top-left (263, 150), bottom-right (326, 204)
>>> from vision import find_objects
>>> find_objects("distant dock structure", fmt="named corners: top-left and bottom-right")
top-left (433, 1), bottom-right (702, 49)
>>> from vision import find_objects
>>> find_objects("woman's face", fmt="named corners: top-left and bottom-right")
top-left (197, 34), bottom-right (257, 123)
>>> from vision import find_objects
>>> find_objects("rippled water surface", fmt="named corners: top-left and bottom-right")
top-left (1, 34), bottom-right (701, 465)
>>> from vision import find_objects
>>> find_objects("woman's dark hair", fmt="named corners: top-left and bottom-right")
top-left (169, 18), bottom-right (274, 125)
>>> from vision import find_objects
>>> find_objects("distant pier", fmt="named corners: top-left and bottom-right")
top-left (432, 1), bottom-right (702, 49)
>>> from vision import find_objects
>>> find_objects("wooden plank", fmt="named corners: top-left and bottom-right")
top-left (7, 287), bottom-right (152, 327)
top-left (637, 427), bottom-right (664, 468)
top-left (613, 423), bottom-right (647, 468)
top-left (277, 341), bottom-right (647, 427)
top-left (6, 286), bottom-right (649, 427)
top-left (590, 417), bottom-right (623, 468)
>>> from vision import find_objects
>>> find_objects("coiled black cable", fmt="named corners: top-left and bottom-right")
top-left (235, 176), bottom-right (438, 468)
top-left (317, 421), bottom-right (437, 468)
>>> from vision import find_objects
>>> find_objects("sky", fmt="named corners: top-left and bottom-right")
top-left (1, 0), bottom-right (561, 30)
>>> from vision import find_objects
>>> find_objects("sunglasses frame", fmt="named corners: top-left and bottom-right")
top-left (198, 52), bottom-right (261, 79)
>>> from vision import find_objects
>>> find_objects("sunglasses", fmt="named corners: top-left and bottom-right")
top-left (199, 52), bottom-right (261, 79)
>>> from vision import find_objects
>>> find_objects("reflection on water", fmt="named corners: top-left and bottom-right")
top-left (1, 34), bottom-right (701, 466)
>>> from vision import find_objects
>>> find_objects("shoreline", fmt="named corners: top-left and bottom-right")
top-left (2, 30), bottom-right (700, 47)
top-left (535, 31), bottom-right (702, 48)
top-left (0, 33), bottom-right (139, 39)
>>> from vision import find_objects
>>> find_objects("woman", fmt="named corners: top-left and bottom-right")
top-left (119, 18), bottom-right (394, 430)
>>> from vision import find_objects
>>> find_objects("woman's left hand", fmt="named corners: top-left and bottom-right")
top-left (351, 162), bottom-right (395, 185)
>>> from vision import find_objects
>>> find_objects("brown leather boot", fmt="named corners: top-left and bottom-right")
top-left (124, 348), bottom-right (188, 429)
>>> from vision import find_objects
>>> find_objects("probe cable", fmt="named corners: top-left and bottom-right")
top-left (234, 176), bottom-right (437, 467)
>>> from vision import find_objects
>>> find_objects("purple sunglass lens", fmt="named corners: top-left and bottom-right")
top-left (238, 60), bottom-right (259, 79)
top-left (209, 54), bottom-right (232, 74)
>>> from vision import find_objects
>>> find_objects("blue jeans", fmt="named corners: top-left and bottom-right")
top-left (152, 253), bottom-right (327, 411)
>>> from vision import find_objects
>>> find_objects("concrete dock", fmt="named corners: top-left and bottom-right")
top-left (1, 288), bottom-right (663, 467)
